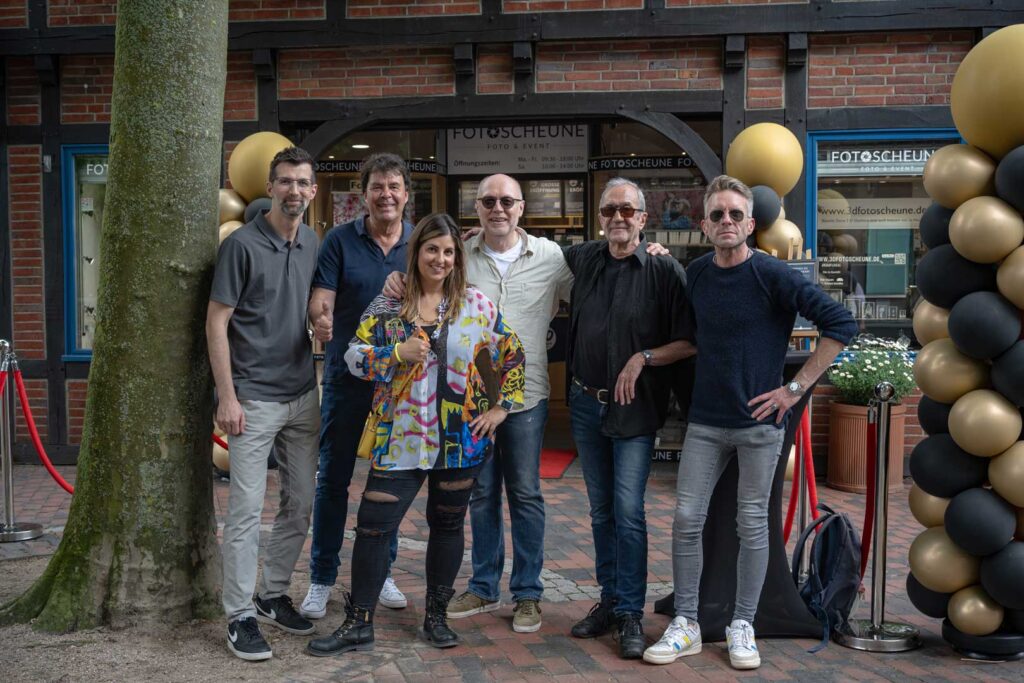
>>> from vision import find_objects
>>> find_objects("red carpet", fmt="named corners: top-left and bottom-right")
top-left (539, 448), bottom-right (576, 479)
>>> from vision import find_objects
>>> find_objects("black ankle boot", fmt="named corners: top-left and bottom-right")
top-left (421, 585), bottom-right (459, 648)
top-left (306, 594), bottom-right (374, 657)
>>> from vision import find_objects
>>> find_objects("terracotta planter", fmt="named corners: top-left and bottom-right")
top-left (826, 401), bottom-right (907, 494)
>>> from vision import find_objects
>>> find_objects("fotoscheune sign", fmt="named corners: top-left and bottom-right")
top-left (447, 125), bottom-right (589, 174)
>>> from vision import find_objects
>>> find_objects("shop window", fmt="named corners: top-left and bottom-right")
top-left (62, 145), bottom-right (109, 359)
top-left (806, 130), bottom-right (960, 345)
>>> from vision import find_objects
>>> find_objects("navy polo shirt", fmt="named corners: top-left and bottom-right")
top-left (313, 215), bottom-right (413, 382)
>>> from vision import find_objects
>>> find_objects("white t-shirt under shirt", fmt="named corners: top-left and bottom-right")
top-left (481, 238), bottom-right (524, 279)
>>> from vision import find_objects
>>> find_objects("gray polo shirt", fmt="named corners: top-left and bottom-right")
top-left (210, 211), bottom-right (318, 402)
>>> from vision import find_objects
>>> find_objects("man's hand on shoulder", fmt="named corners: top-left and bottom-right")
top-left (645, 241), bottom-right (670, 257)
top-left (383, 271), bottom-right (407, 299)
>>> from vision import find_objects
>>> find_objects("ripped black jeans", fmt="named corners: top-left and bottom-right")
top-left (350, 464), bottom-right (482, 615)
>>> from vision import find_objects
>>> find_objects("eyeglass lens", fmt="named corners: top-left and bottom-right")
top-left (478, 196), bottom-right (521, 210)
top-left (599, 204), bottom-right (637, 218)
top-left (708, 209), bottom-right (746, 222)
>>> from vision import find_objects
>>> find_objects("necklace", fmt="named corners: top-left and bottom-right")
top-left (416, 296), bottom-right (449, 340)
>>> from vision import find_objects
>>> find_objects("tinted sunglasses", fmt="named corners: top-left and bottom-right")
top-left (708, 208), bottom-right (747, 223)
top-left (478, 196), bottom-right (523, 210)
top-left (599, 204), bottom-right (639, 219)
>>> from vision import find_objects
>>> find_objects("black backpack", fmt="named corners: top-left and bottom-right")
top-left (791, 503), bottom-right (862, 651)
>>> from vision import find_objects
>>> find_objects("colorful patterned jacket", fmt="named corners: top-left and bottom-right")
top-left (344, 288), bottom-right (526, 470)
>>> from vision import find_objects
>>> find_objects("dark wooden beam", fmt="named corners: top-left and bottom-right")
top-left (722, 35), bottom-right (745, 172)
top-left (784, 33), bottom-right (808, 234)
top-left (806, 106), bottom-right (955, 131)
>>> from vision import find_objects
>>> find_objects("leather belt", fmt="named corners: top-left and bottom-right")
top-left (572, 377), bottom-right (609, 405)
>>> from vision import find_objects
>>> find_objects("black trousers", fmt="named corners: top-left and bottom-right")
top-left (350, 464), bottom-right (483, 614)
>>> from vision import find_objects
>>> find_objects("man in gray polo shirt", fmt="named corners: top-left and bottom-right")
top-left (207, 146), bottom-right (320, 661)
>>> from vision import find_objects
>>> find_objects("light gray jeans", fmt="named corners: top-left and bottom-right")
top-left (672, 422), bottom-right (785, 624)
top-left (222, 388), bottom-right (320, 621)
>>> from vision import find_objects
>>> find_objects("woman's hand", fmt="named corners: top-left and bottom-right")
top-left (469, 406), bottom-right (508, 440)
top-left (395, 336), bottom-right (429, 364)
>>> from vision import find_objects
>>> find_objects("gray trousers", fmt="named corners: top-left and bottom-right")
top-left (222, 388), bottom-right (320, 621)
top-left (672, 422), bottom-right (785, 624)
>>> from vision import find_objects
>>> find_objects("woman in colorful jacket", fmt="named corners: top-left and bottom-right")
top-left (307, 212), bottom-right (525, 657)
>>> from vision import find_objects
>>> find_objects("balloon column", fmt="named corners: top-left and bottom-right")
top-left (907, 24), bottom-right (1024, 659)
top-left (724, 122), bottom-right (805, 260)
top-left (216, 131), bottom-right (294, 244)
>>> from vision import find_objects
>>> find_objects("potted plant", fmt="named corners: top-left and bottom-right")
top-left (825, 335), bottom-right (916, 493)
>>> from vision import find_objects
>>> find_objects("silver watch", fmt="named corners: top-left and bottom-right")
top-left (642, 350), bottom-right (654, 366)
top-left (786, 380), bottom-right (804, 396)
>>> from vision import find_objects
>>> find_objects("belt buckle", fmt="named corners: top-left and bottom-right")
top-left (595, 388), bottom-right (609, 405)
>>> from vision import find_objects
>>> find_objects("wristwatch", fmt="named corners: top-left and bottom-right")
top-left (786, 380), bottom-right (804, 396)
top-left (641, 350), bottom-right (654, 366)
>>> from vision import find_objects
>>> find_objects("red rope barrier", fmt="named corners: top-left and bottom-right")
top-left (13, 369), bottom-right (74, 495)
top-left (802, 412), bottom-right (820, 520)
top-left (0, 369), bottom-right (6, 397)
top-left (212, 433), bottom-right (229, 450)
top-left (783, 426), bottom-right (802, 544)
top-left (860, 419), bottom-right (877, 579)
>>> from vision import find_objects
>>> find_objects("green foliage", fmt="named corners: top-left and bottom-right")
top-left (827, 335), bottom-right (916, 406)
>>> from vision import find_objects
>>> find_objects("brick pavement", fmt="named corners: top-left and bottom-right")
top-left (2, 461), bottom-right (1023, 682)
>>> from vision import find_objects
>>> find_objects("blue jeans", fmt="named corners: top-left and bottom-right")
top-left (569, 384), bottom-right (654, 616)
top-left (467, 400), bottom-right (548, 603)
top-left (309, 375), bottom-right (397, 586)
top-left (671, 422), bottom-right (785, 623)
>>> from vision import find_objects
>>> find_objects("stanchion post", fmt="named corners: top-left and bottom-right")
top-left (0, 340), bottom-right (44, 543)
top-left (834, 381), bottom-right (919, 652)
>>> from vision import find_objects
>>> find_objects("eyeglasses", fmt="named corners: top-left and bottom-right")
top-left (599, 204), bottom-right (639, 219)
top-left (477, 196), bottom-right (523, 210)
top-left (274, 178), bottom-right (314, 190)
top-left (708, 208), bottom-right (747, 223)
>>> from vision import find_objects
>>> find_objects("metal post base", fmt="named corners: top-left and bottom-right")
top-left (0, 522), bottom-right (44, 542)
top-left (834, 619), bottom-right (921, 652)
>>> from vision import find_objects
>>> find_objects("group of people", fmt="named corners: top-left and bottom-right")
top-left (207, 146), bottom-right (857, 669)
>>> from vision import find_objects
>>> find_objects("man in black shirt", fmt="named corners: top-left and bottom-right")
top-left (563, 177), bottom-right (695, 659)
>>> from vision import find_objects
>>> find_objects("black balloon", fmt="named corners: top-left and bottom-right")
top-left (918, 396), bottom-right (953, 435)
top-left (981, 541), bottom-right (1024, 610)
top-left (941, 619), bottom-right (1024, 657)
top-left (244, 197), bottom-right (272, 223)
top-left (907, 573), bottom-right (952, 618)
top-left (947, 291), bottom-right (1022, 360)
top-left (995, 145), bottom-right (1024, 215)
top-left (945, 488), bottom-right (1016, 557)
top-left (994, 342), bottom-right (1024, 409)
top-left (920, 202), bottom-right (955, 249)
top-left (751, 185), bottom-right (782, 231)
top-left (916, 244), bottom-right (997, 309)
top-left (909, 434), bottom-right (989, 498)
top-left (1005, 610), bottom-right (1024, 634)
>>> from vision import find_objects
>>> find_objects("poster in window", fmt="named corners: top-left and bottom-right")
top-left (565, 179), bottom-right (584, 215)
top-left (525, 180), bottom-right (563, 217)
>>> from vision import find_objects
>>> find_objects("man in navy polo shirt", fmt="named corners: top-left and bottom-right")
top-left (301, 153), bottom-right (414, 620)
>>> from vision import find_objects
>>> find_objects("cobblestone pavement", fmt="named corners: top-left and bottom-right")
top-left (3, 461), bottom-right (1023, 682)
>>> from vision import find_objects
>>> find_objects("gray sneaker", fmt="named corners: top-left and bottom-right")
top-left (512, 599), bottom-right (542, 633)
top-left (447, 591), bottom-right (500, 619)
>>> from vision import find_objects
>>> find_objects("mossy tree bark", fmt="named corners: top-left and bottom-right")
top-left (1, 0), bottom-right (229, 630)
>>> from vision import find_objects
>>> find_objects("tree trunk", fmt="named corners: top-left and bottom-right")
top-left (1, 0), bottom-right (229, 630)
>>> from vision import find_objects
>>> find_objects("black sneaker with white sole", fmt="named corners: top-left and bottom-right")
top-left (255, 594), bottom-right (316, 635)
top-left (227, 617), bottom-right (272, 661)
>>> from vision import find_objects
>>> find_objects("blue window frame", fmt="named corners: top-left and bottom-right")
top-left (62, 144), bottom-right (109, 361)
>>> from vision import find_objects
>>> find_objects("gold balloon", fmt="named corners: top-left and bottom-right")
top-left (950, 389), bottom-right (1023, 457)
top-left (212, 443), bottom-right (230, 471)
top-left (830, 233), bottom-right (858, 256)
top-left (778, 204), bottom-right (786, 221)
top-left (997, 246), bottom-right (1024, 309)
top-left (909, 484), bottom-right (949, 528)
top-left (756, 218), bottom-right (804, 260)
top-left (725, 123), bottom-right (804, 197)
top-left (817, 189), bottom-right (850, 230)
top-left (922, 144), bottom-right (996, 210)
top-left (913, 338), bottom-right (989, 404)
top-left (219, 189), bottom-right (246, 224)
top-left (948, 585), bottom-right (1004, 636)
top-left (949, 196), bottom-right (1024, 264)
top-left (951, 24), bottom-right (1024, 159)
top-left (908, 527), bottom-right (980, 594)
top-left (912, 299), bottom-right (950, 346)
top-left (227, 131), bottom-right (294, 203)
top-left (989, 442), bottom-right (1024, 507)
top-left (219, 220), bottom-right (244, 244)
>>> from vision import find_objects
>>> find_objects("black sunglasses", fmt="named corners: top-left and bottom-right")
top-left (599, 204), bottom-right (639, 219)
top-left (708, 208), bottom-right (747, 223)
top-left (478, 196), bottom-right (523, 210)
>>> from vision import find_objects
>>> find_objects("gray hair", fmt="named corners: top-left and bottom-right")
top-left (703, 175), bottom-right (754, 215)
top-left (599, 177), bottom-right (646, 212)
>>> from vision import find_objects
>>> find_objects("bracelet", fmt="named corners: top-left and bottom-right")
top-left (393, 344), bottom-right (403, 363)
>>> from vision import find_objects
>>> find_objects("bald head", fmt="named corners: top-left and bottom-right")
top-left (476, 173), bottom-right (526, 246)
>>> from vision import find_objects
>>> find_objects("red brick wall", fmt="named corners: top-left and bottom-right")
top-left (15, 379), bottom-right (48, 444)
top-left (278, 47), bottom-right (455, 99)
top-left (536, 39), bottom-right (721, 93)
top-left (8, 146), bottom-right (46, 361)
top-left (48, 0), bottom-right (115, 26)
top-left (66, 380), bottom-right (89, 445)
top-left (46, 0), bottom-right (326, 25)
top-left (60, 55), bottom-right (115, 124)
top-left (477, 45), bottom-right (514, 95)
top-left (0, 0), bottom-right (28, 28)
top-left (347, 0), bottom-right (479, 17)
top-left (225, 52), bottom-right (257, 121)
top-left (504, 0), bottom-right (641, 10)
top-left (5, 58), bottom-right (41, 126)
top-left (810, 384), bottom-right (925, 466)
top-left (808, 31), bottom-right (973, 108)
top-left (747, 35), bottom-right (784, 109)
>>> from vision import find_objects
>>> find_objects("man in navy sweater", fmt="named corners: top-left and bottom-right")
top-left (643, 175), bottom-right (856, 670)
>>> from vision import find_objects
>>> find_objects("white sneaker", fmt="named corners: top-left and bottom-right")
top-left (379, 576), bottom-right (408, 609)
top-left (643, 616), bottom-right (702, 664)
top-left (299, 583), bottom-right (331, 619)
top-left (725, 619), bottom-right (761, 669)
